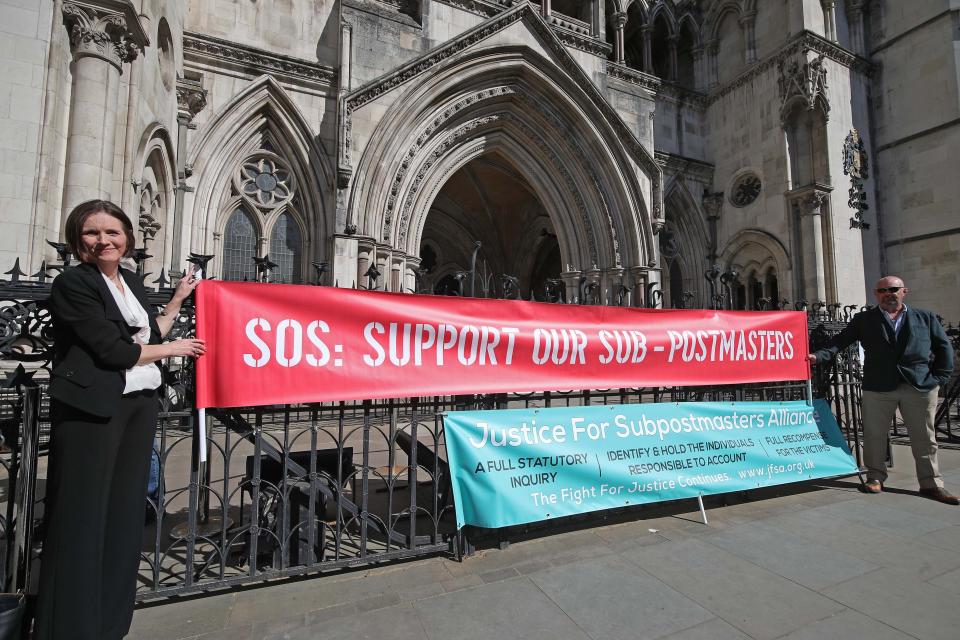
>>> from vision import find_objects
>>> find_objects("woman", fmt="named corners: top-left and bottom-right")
top-left (35, 200), bottom-right (205, 639)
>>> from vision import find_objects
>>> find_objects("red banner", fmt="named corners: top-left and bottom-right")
top-left (194, 281), bottom-right (810, 409)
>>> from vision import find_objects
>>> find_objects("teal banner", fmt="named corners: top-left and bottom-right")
top-left (443, 400), bottom-right (856, 529)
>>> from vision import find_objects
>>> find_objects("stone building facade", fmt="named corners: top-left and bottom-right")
top-left (1, 0), bottom-right (957, 315)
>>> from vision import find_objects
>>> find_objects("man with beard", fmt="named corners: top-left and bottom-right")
top-left (809, 276), bottom-right (957, 504)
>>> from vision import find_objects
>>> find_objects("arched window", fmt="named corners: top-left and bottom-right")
top-left (784, 102), bottom-right (830, 188)
top-left (669, 261), bottom-right (684, 308)
top-left (734, 282), bottom-right (747, 310)
top-left (219, 145), bottom-right (302, 281)
top-left (624, 3), bottom-right (648, 71)
top-left (222, 208), bottom-right (258, 281)
top-left (650, 15), bottom-right (672, 79)
top-left (765, 269), bottom-right (780, 305)
top-left (138, 143), bottom-right (173, 275)
top-left (750, 274), bottom-right (763, 309)
top-left (269, 212), bottom-right (303, 284)
top-left (715, 10), bottom-right (745, 85)
top-left (676, 20), bottom-right (698, 89)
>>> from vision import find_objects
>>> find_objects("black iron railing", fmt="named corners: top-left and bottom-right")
top-left (0, 259), bottom-right (957, 601)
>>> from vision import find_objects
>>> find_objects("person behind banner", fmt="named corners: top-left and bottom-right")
top-left (808, 276), bottom-right (956, 504)
top-left (35, 200), bottom-right (206, 640)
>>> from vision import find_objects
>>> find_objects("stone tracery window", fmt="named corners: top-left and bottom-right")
top-left (238, 156), bottom-right (294, 208)
top-left (222, 208), bottom-right (258, 282)
top-left (730, 173), bottom-right (762, 207)
top-left (269, 212), bottom-right (303, 284)
top-left (220, 149), bottom-right (305, 283)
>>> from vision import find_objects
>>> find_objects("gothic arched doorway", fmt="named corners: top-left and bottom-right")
top-left (419, 152), bottom-right (561, 300)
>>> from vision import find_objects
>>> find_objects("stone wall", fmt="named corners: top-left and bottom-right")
top-left (705, 62), bottom-right (797, 298)
top-left (870, 0), bottom-right (960, 318)
top-left (1, 0), bottom-right (956, 317)
top-left (0, 0), bottom-right (57, 272)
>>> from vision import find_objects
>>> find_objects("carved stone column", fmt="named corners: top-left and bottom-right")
top-left (390, 254), bottom-right (404, 293)
top-left (846, 0), bottom-right (867, 56)
top-left (667, 34), bottom-right (679, 81)
top-left (375, 246), bottom-right (392, 291)
top-left (822, 0), bottom-right (837, 42)
top-left (604, 266), bottom-right (625, 306)
top-left (560, 268), bottom-right (581, 304)
top-left (611, 12), bottom-right (627, 64)
top-left (641, 26), bottom-right (653, 74)
top-left (61, 1), bottom-right (148, 211)
top-left (740, 11), bottom-right (757, 64)
top-left (702, 190), bottom-right (723, 263)
top-left (171, 74), bottom-right (207, 271)
top-left (332, 233), bottom-right (359, 288)
top-left (788, 185), bottom-right (833, 302)
top-left (628, 267), bottom-right (655, 307)
top-left (706, 39), bottom-right (719, 87)
top-left (355, 236), bottom-right (376, 290)
top-left (691, 46), bottom-right (705, 92)
top-left (403, 255), bottom-right (421, 294)
top-left (582, 265), bottom-right (602, 305)
top-left (590, 0), bottom-right (604, 39)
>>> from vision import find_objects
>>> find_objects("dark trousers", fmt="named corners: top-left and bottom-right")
top-left (34, 390), bottom-right (158, 640)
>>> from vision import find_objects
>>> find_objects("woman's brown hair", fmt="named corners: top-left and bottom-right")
top-left (63, 200), bottom-right (137, 261)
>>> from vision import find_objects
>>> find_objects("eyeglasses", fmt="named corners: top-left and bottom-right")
top-left (875, 287), bottom-right (903, 294)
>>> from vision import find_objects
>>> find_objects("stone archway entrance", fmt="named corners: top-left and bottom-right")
top-left (419, 152), bottom-right (561, 300)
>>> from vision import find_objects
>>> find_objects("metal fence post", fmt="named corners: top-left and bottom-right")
top-left (9, 386), bottom-right (41, 593)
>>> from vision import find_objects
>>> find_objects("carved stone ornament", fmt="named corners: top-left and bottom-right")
top-left (843, 129), bottom-right (870, 229)
top-left (729, 173), bottom-right (762, 207)
top-left (801, 190), bottom-right (828, 215)
top-left (702, 190), bottom-right (724, 218)
top-left (176, 77), bottom-right (208, 120)
top-left (340, 0), bottom-right (662, 192)
top-left (778, 54), bottom-right (829, 119)
top-left (842, 129), bottom-right (868, 180)
top-left (436, 0), bottom-right (526, 19)
top-left (62, 1), bottom-right (148, 69)
top-left (607, 62), bottom-right (662, 92)
top-left (237, 155), bottom-right (295, 209)
top-left (182, 32), bottom-right (336, 87)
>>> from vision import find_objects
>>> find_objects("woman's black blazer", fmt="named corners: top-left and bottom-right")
top-left (48, 262), bottom-right (161, 418)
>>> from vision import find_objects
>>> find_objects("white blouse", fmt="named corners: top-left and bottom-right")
top-left (101, 271), bottom-right (162, 394)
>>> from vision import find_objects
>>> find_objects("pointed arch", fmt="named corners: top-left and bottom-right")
top-left (662, 177), bottom-right (710, 306)
top-left (719, 228), bottom-right (793, 301)
top-left (268, 210), bottom-right (305, 284)
top-left (221, 205), bottom-right (260, 282)
top-left (675, 12), bottom-right (701, 88)
top-left (705, 1), bottom-right (743, 41)
top-left (133, 124), bottom-right (176, 273)
top-left (347, 45), bottom-right (657, 274)
top-left (649, 1), bottom-right (678, 35)
top-left (625, 0), bottom-right (649, 19)
top-left (677, 11), bottom-right (702, 47)
top-left (187, 75), bottom-right (331, 263)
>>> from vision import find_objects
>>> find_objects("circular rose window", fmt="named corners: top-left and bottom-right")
top-left (239, 157), bottom-right (294, 208)
top-left (730, 173), bottom-right (762, 207)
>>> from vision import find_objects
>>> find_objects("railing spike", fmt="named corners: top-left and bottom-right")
top-left (31, 261), bottom-right (51, 283)
top-left (152, 268), bottom-right (170, 289)
top-left (2, 364), bottom-right (37, 389)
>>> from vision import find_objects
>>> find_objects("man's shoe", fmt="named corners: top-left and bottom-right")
top-left (863, 480), bottom-right (883, 493)
top-left (919, 487), bottom-right (960, 505)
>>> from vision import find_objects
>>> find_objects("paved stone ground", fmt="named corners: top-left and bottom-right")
top-left (128, 442), bottom-right (960, 640)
